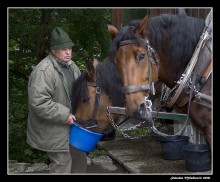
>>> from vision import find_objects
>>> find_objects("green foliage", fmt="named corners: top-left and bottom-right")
top-left (116, 127), bottom-right (151, 138)
top-left (9, 9), bottom-right (42, 76)
top-left (88, 147), bottom-right (108, 159)
top-left (8, 74), bottom-right (48, 163)
top-left (46, 9), bottom-right (112, 67)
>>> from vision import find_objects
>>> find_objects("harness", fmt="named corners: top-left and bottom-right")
top-left (166, 10), bottom-right (212, 109)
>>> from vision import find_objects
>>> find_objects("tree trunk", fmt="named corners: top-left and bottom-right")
top-left (111, 9), bottom-right (124, 30)
top-left (148, 8), bottom-right (176, 18)
top-left (36, 9), bottom-right (53, 63)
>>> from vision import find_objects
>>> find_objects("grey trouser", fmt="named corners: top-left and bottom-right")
top-left (47, 145), bottom-right (87, 174)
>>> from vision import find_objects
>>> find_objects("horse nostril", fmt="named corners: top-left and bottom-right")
top-left (138, 102), bottom-right (146, 117)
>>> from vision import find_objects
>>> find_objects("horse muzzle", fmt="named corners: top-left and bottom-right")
top-left (137, 98), bottom-right (153, 119)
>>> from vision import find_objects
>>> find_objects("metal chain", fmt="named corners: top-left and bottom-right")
top-left (160, 84), bottom-right (177, 103)
top-left (187, 77), bottom-right (200, 94)
top-left (160, 73), bottom-right (189, 103)
top-left (106, 107), bottom-right (151, 139)
top-left (160, 74), bottom-right (200, 103)
top-left (106, 108), bottom-right (130, 138)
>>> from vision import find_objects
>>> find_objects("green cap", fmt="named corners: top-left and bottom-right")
top-left (50, 27), bottom-right (75, 50)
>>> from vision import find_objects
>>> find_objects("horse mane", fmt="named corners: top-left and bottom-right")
top-left (147, 14), bottom-right (205, 74)
top-left (71, 71), bottom-right (89, 114)
top-left (95, 60), bottom-right (125, 107)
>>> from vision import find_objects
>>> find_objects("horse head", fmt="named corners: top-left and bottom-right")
top-left (73, 58), bottom-right (120, 134)
top-left (108, 17), bottom-right (159, 119)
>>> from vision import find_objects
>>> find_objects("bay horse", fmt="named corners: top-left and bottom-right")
top-left (107, 12), bottom-right (212, 149)
top-left (71, 58), bottom-right (124, 135)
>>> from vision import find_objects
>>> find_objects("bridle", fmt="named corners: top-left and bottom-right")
top-left (119, 37), bottom-right (159, 96)
top-left (87, 82), bottom-right (102, 120)
top-left (118, 37), bottom-right (172, 135)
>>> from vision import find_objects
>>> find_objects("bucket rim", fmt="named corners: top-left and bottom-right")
top-left (158, 135), bottom-right (189, 142)
top-left (182, 144), bottom-right (210, 153)
top-left (72, 122), bottom-right (104, 136)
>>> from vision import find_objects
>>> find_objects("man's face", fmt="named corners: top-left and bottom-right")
top-left (52, 47), bottom-right (72, 62)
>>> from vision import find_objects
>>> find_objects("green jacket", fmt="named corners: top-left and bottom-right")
top-left (26, 52), bottom-right (81, 152)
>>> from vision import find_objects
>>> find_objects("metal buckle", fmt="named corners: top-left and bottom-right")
top-left (96, 87), bottom-right (101, 94)
top-left (145, 96), bottom-right (152, 109)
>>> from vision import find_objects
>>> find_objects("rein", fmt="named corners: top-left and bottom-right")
top-left (87, 82), bottom-right (101, 120)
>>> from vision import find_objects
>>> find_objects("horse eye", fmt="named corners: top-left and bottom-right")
top-left (136, 52), bottom-right (146, 61)
top-left (82, 97), bottom-right (90, 103)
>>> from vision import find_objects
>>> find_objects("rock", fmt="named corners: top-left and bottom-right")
top-left (25, 163), bottom-right (49, 172)
top-left (8, 161), bottom-right (48, 174)
top-left (9, 162), bottom-right (32, 173)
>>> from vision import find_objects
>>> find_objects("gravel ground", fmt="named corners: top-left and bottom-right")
top-left (8, 153), bottom-right (129, 174)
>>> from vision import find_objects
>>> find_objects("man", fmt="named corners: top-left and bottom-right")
top-left (27, 27), bottom-right (87, 173)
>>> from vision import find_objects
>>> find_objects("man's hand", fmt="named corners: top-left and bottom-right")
top-left (66, 114), bottom-right (76, 125)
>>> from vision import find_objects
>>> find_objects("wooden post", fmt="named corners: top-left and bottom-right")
top-left (111, 9), bottom-right (124, 30)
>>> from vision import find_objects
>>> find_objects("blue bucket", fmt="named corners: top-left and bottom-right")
top-left (69, 123), bottom-right (104, 152)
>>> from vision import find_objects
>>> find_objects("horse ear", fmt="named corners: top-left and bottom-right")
top-left (136, 15), bottom-right (148, 36)
top-left (93, 58), bottom-right (99, 69)
top-left (85, 59), bottom-right (95, 81)
top-left (107, 24), bottom-right (118, 39)
top-left (85, 58), bottom-right (100, 82)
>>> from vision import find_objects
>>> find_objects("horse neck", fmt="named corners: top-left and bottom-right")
top-left (157, 57), bottom-right (184, 88)
top-left (147, 15), bottom-right (203, 88)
